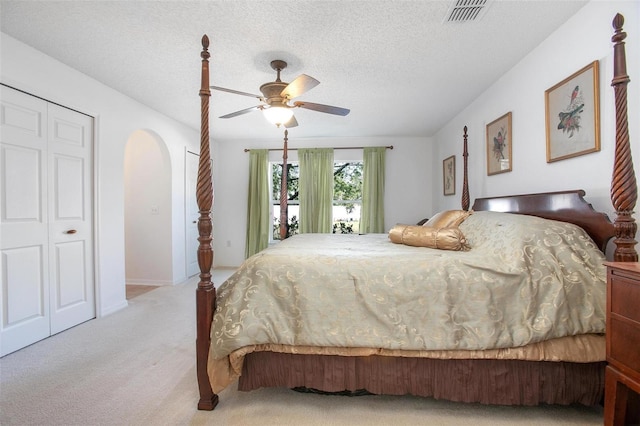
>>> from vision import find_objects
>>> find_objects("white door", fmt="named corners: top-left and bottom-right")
top-left (0, 86), bottom-right (94, 356)
top-left (185, 150), bottom-right (199, 277)
top-left (0, 87), bottom-right (51, 355)
top-left (47, 103), bottom-right (94, 335)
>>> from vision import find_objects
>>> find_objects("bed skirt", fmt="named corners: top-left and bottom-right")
top-left (238, 352), bottom-right (606, 406)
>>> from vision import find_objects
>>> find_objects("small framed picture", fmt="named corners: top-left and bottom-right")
top-left (486, 112), bottom-right (512, 175)
top-left (443, 155), bottom-right (455, 196)
top-left (545, 61), bottom-right (600, 162)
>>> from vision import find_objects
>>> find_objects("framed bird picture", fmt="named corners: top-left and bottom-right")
top-left (486, 112), bottom-right (512, 175)
top-left (545, 61), bottom-right (600, 163)
top-left (443, 155), bottom-right (455, 195)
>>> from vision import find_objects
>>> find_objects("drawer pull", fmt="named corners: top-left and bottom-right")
top-left (65, 229), bottom-right (77, 234)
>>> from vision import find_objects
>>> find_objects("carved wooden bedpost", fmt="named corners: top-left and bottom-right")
top-left (461, 126), bottom-right (470, 211)
top-left (279, 129), bottom-right (289, 240)
top-left (610, 14), bottom-right (638, 262)
top-left (196, 35), bottom-right (219, 411)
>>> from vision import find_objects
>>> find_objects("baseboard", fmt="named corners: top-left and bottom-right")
top-left (100, 299), bottom-right (128, 317)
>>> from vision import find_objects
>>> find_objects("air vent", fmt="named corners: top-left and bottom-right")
top-left (445, 0), bottom-right (492, 23)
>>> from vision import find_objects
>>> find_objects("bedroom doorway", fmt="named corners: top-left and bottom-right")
top-left (123, 130), bottom-right (173, 286)
top-left (185, 150), bottom-right (199, 277)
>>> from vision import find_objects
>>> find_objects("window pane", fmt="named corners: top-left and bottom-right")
top-left (333, 162), bottom-right (362, 202)
top-left (272, 205), bottom-right (300, 240)
top-left (271, 162), bottom-right (300, 240)
top-left (333, 162), bottom-right (362, 234)
top-left (332, 204), bottom-right (360, 234)
top-left (272, 163), bottom-right (299, 202)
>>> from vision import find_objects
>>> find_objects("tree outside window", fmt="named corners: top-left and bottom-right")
top-left (271, 161), bottom-right (362, 240)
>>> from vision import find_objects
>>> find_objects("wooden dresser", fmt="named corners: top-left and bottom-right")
top-left (604, 262), bottom-right (640, 426)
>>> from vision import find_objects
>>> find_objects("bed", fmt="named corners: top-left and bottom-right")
top-left (194, 13), bottom-right (637, 410)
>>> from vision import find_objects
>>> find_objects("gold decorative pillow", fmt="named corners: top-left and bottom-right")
top-left (388, 225), bottom-right (470, 251)
top-left (424, 210), bottom-right (472, 228)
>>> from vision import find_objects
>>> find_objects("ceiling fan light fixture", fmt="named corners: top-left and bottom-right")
top-left (263, 106), bottom-right (294, 126)
top-left (212, 59), bottom-right (349, 126)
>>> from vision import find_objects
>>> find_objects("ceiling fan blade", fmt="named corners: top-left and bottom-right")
top-left (293, 101), bottom-right (350, 116)
top-left (219, 105), bottom-right (262, 119)
top-left (284, 115), bottom-right (299, 128)
top-left (211, 86), bottom-right (263, 100)
top-left (280, 74), bottom-right (320, 99)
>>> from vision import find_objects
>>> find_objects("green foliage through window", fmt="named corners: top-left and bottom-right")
top-left (272, 163), bottom-right (299, 202)
top-left (271, 161), bottom-right (362, 239)
top-left (332, 162), bottom-right (362, 214)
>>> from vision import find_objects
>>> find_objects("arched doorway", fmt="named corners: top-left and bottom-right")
top-left (123, 130), bottom-right (173, 288)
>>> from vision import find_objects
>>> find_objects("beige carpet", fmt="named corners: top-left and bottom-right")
top-left (0, 269), bottom-right (604, 426)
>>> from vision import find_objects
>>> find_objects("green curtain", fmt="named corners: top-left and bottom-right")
top-left (360, 146), bottom-right (386, 233)
top-left (299, 148), bottom-right (334, 233)
top-left (244, 149), bottom-right (269, 258)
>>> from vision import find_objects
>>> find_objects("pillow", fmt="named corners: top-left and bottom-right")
top-left (424, 210), bottom-right (472, 228)
top-left (388, 224), bottom-right (470, 251)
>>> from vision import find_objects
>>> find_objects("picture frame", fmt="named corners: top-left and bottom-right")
top-left (545, 61), bottom-right (600, 163)
top-left (443, 155), bottom-right (455, 196)
top-left (486, 112), bottom-right (512, 175)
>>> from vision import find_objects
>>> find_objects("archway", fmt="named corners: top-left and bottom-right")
top-left (124, 129), bottom-right (173, 288)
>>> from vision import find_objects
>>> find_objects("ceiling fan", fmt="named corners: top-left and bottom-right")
top-left (211, 60), bottom-right (350, 128)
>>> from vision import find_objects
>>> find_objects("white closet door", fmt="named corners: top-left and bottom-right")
top-left (0, 86), bottom-right (95, 356)
top-left (47, 103), bottom-right (94, 335)
top-left (0, 87), bottom-right (51, 355)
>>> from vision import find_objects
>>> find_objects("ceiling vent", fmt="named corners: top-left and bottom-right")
top-left (445, 0), bottom-right (492, 23)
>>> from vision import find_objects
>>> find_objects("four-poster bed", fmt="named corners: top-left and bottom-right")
top-left (194, 13), bottom-right (637, 413)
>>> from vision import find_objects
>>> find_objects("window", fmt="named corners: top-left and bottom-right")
top-left (332, 162), bottom-right (362, 234)
top-left (271, 161), bottom-right (363, 240)
top-left (271, 162), bottom-right (300, 240)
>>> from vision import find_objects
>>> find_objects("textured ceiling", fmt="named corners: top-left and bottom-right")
top-left (1, 1), bottom-right (588, 140)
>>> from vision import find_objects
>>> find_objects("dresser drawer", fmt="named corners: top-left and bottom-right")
top-left (610, 274), bottom-right (640, 323)
top-left (609, 316), bottom-right (640, 374)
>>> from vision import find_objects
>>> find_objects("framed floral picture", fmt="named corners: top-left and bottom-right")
top-left (486, 112), bottom-right (512, 175)
top-left (443, 155), bottom-right (455, 196)
top-left (545, 61), bottom-right (600, 162)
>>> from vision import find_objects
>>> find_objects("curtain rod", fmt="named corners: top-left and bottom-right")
top-left (244, 145), bottom-right (393, 152)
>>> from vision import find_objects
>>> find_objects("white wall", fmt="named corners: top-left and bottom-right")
top-left (433, 1), bottom-right (639, 224)
top-left (1, 33), bottom-right (200, 316)
top-left (211, 136), bottom-right (432, 267)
